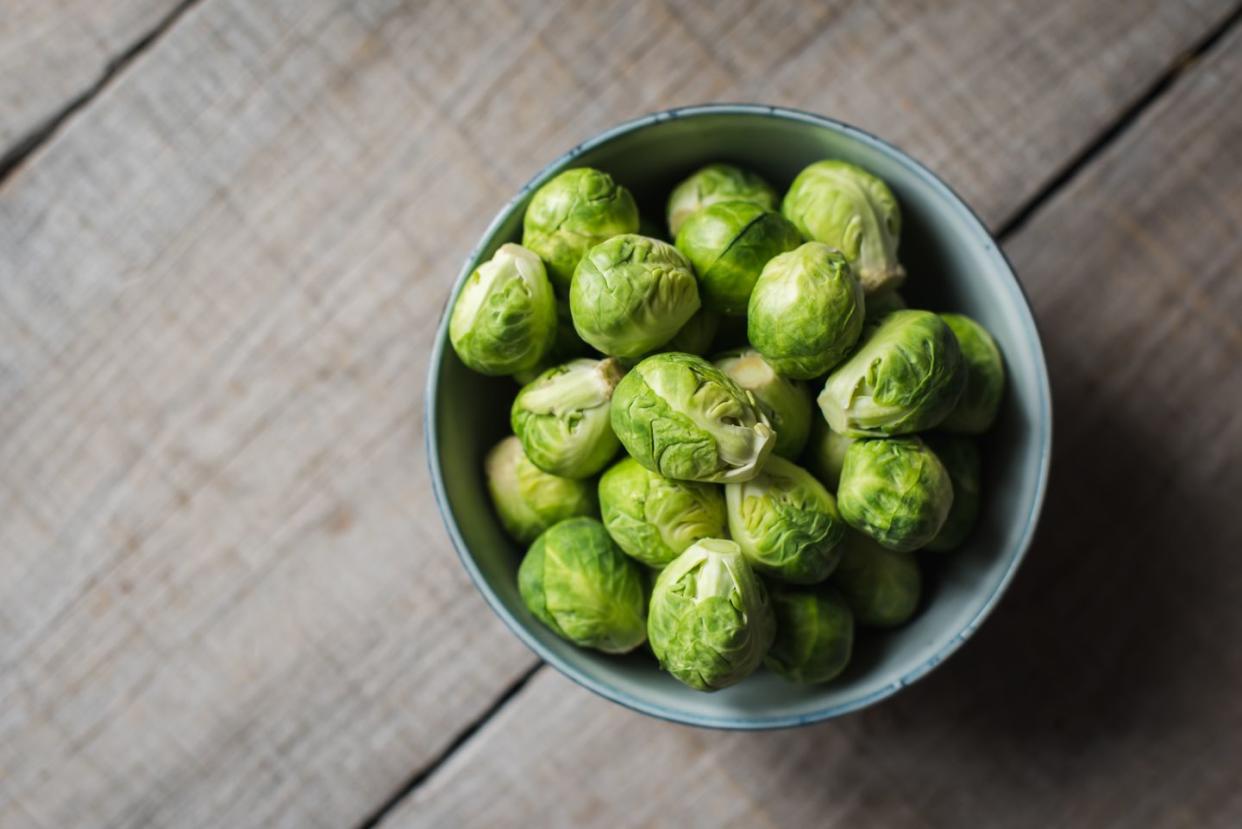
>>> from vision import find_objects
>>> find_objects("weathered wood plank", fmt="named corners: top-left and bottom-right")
top-left (1, 0), bottom-right (1238, 826)
top-left (0, 0), bottom-right (186, 157)
top-left (381, 23), bottom-right (1242, 829)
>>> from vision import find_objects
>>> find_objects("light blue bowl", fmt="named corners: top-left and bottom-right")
top-left (427, 105), bottom-right (1051, 729)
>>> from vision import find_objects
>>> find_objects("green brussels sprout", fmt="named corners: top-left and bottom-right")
top-left (865, 289), bottom-right (906, 323)
top-left (725, 455), bottom-right (847, 584)
top-left (803, 417), bottom-right (854, 491)
top-left (485, 436), bottom-right (598, 544)
top-left (518, 517), bottom-right (647, 653)
top-left (647, 538), bottom-right (775, 690)
top-left (714, 349), bottom-right (812, 458)
top-left (837, 437), bottom-right (954, 552)
top-left (765, 588), bottom-right (854, 683)
top-left (570, 234), bottom-right (701, 359)
top-left (666, 163), bottom-right (778, 237)
top-left (511, 358), bottom-right (624, 478)
top-left (449, 243), bottom-right (557, 376)
top-left (923, 434), bottom-right (981, 552)
top-left (748, 242), bottom-right (865, 380)
top-left (661, 308), bottom-right (720, 356)
top-left (938, 313), bottom-right (1005, 434)
top-left (818, 310), bottom-right (965, 436)
top-left (522, 168), bottom-right (640, 292)
top-left (831, 530), bottom-right (921, 627)
top-left (610, 352), bottom-right (775, 483)
top-left (781, 160), bottom-right (905, 295)
top-left (675, 202), bottom-right (802, 315)
top-left (598, 457), bottom-right (727, 568)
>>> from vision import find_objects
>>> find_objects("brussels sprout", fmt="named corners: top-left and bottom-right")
top-left (803, 417), bottom-right (854, 491)
top-left (923, 434), bottom-right (981, 552)
top-left (765, 588), bottom-right (854, 683)
top-left (748, 242), bottom-right (865, 380)
top-left (661, 308), bottom-right (720, 356)
top-left (449, 243), bottom-right (557, 376)
top-left (725, 455), bottom-right (847, 584)
top-left (511, 358), bottom-right (624, 478)
top-left (523, 168), bottom-right (640, 291)
top-left (938, 313), bottom-right (1005, 434)
top-left (570, 235), bottom-right (701, 360)
top-left (647, 538), bottom-right (775, 690)
top-left (781, 160), bottom-right (905, 295)
top-left (818, 310), bottom-right (965, 436)
top-left (666, 163), bottom-right (778, 237)
top-left (485, 436), bottom-right (598, 544)
top-left (518, 517), bottom-right (647, 653)
top-left (610, 352), bottom-right (775, 483)
top-left (714, 349), bottom-right (812, 458)
top-left (675, 202), bottom-right (802, 316)
top-left (865, 289), bottom-right (906, 323)
top-left (598, 457), bottom-right (727, 568)
top-left (837, 438), bottom-right (954, 552)
top-left (831, 531), bottom-right (921, 627)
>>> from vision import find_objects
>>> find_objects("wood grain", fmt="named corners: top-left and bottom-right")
top-left (381, 23), bottom-right (1242, 829)
top-left (0, 0), bottom-right (186, 156)
top-left (1, 0), bottom-right (1238, 826)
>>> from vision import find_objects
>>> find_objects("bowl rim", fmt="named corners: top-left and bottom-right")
top-left (425, 103), bottom-right (1053, 730)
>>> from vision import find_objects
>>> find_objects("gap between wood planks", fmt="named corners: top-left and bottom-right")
top-left (996, 1), bottom-right (1242, 238)
top-left (353, 5), bottom-right (1242, 827)
top-left (0, 0), bottom-right (205, 184)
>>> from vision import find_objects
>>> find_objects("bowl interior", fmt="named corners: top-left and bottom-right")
top-left (428, 106), bottom-right (1050, 728)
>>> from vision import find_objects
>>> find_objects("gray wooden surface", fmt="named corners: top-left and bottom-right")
top-left (2, 1), bottom-right (1240, 827)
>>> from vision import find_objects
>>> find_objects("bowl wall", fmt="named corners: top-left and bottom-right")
top-left (427, 105), bottom-right (1051, 728)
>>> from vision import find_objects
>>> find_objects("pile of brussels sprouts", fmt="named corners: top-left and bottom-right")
top-left (451, 160), bottom-right (1004, 692)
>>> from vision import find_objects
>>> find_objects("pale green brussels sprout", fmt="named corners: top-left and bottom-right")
top-left (865, 289), bottom-right (906, 323)
top-left (598, 457), bottom-right (727, 568)
top-left (765, 588), bottom-right (854, 684)
top-left (610, 352), bottom-right (775, 483)
top-left (661, 308), bottom-right (720, 356)
top-left (781, 160), bottom-right (905, 295)
top-left (714, 349), bottom-right (812, 458)
top-left (518, 517), bottom-right (647, 653)
top-left (837, 438), bottom-right (954, 552)
top-left (675, 202), bottom-right (802, 316)
top-left (666, 163), bottom-right (778, 237)
top-left (522, 168), bottom-right (640, 291)
top-left (923, 434), bottom-right (981, 552)
top-left (485, 436), bottom-right (598, 544)
top-left (818, 310), bottom-right (965, 436)
top-left (511, 358), bottom-right (623, 479)
top-left (449, 243), bottom-right (557, 376)
top-left (647, 538), bottom-right (775, 690)
top-left (831, 530), bottom-right (921, 627)
top-left (725, 455), bottom-right (847, 584)
top-left (938, 313), bottom-right (1005, 434)
top-left (803, 417), bottom-right (854, 491)
top-left (748, 242), bottom-right (865, 380)
top-left (570, 234), bottom-right (701, 360)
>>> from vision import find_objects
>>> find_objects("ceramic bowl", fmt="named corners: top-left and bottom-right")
top-left (426, 104), bottom-right (1051, 729)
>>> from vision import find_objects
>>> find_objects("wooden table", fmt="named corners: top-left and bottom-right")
top-left (4, 2), bottom-right (1241, 826)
